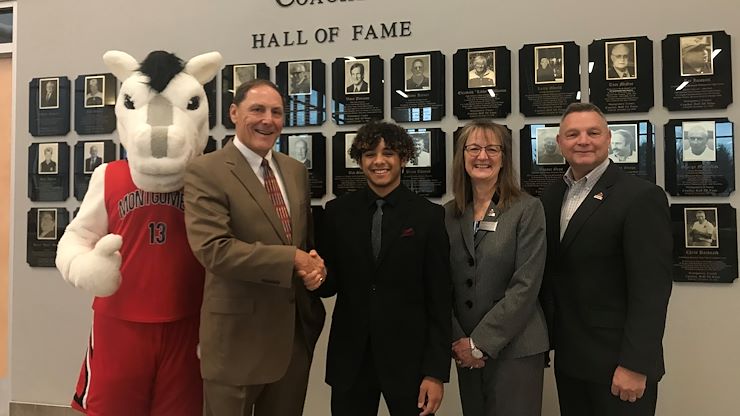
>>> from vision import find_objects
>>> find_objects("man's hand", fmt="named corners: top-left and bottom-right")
top-left (417, 376), bottom-right (443, 416)
top-left (294, 249), bottom-right (325, 290)
top-left (611, 366), bottom-right (647, 402)
top-left (452, 338), bottom-right (487, 369)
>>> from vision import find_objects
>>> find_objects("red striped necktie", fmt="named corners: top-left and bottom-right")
top-left (261, 158), bottom-right (292, 243)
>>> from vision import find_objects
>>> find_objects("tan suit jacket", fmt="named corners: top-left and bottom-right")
top-left (184, 141), bottom-right (325, 386)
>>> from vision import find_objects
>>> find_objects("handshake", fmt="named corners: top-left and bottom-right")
top-left (294, 249), bottom-right (327, 291)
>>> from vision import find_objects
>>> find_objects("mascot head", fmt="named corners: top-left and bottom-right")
top-left (103, 50), bottom-right (222, 192)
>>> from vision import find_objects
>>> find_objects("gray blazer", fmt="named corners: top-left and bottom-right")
top-left (444, 193), bottom-right (549, 359)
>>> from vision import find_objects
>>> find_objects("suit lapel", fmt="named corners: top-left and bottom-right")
top-left (376, 187), bottom-right (412, 267)
top-left (458, 206), bottom-right (475, 259)
top-left (560, 164), bottom-right (619, 251)
top-left (474, 201), bottom-right (501, 249)
top-left (225, 142), bottom-right (289, 244)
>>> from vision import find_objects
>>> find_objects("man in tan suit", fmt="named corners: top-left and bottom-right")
top-left (184, 79), bottom-right (326, 416)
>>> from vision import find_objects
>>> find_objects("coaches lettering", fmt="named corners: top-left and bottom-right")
top-left (276, 0), bottom-right (359, 8)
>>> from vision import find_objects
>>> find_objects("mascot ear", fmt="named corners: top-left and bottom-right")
top-left (184, 52), bottom-right (223, 86)
top-left (103, 50), bottom-right (140, 81)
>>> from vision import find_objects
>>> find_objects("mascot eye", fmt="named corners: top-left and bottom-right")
top-left (123, 94), bottom-right (135, 109)
top-left (187, 96), bottom-right (200, 110)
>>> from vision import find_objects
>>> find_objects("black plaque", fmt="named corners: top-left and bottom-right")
top-left (74, 140), bottom-right (116, 201)
top-left (74, 73), bottom-right (117, 135)
top-left (29, 76), bottom-right (71, 136)
top-left (589, 37), bottom-right (654, 114)
top-left (453, 46), bottom-right (512, 119)
top-left (278, 132), bottom-right (327, 199)
top-left (119, 143), bottom-right (127, 160)
top-left (331, 56), bottom-right (384, 125)
top-left (27, 207), bottom-right (69, 267)
top-left (520, 124), bottom-right (568, 197)
top-left (28, 142), bottom-right (70, 201)
top-left (607, 121), bottom-right (655, 183)
top-left (206, 77), bottom-right (217, 130)
top-left (671, 203), bottom-right (737, 283)
top-left (662, 31), bottom-right (733, 111)
top-left (390, 51), bottom-right (445, 122)
top-left (204, 136), bottom-right (217, 154)
top-left (519, 42), bottom-right (580, 117)
top-left (276, 60), bottom-right (326, 127)
top-left (221, 63), bottom-right (270, 129)
top-left (401, 128), bottom-right (446, 197)
top-left (664, 118), bottom-right (734, 196)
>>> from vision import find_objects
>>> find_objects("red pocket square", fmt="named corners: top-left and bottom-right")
top-left (401, 227), bottom-right (415, 237)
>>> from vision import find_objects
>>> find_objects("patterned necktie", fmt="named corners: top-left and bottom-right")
top-left (261, 158), bottom-right (292, 243)
top-left (371, 199), bottom-right (385, 259)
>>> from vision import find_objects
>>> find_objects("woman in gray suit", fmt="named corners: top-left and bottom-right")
top-left (445, 120), bottom-right (549, 415)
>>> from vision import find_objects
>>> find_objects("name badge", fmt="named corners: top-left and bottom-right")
top-left (479, 221), bottom-right (498, 232)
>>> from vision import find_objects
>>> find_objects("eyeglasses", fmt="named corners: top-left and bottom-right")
top-left (464, 144), bottom-right (502, 157)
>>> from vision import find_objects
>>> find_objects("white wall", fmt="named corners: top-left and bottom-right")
top-left (11, 0), bottom-right (740, 415)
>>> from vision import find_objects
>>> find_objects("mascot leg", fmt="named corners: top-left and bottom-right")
top-left (70, 313), bottom-right (202, 415)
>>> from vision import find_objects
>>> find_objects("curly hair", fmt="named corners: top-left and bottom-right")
top-left (348, 121), bottom-right (416, 164)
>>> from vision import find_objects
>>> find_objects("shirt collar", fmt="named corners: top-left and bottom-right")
top-left (563, 157), bottom-right (610, 188)
top-left (365, 184), bottom-right (404, 208)
top-left (233, 136), bottom-right (273, 171)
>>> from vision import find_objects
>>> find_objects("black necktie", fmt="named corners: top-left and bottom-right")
top-left (371, 199), bottom-right (385, 259)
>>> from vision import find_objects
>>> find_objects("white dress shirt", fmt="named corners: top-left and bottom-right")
top-left (233, 137), bottom-right (291, 215)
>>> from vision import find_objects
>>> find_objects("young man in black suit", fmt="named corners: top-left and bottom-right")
top-left (541, 103), bottom-right (672, 415)
top-left (314, 121), bottom-right (451, 416)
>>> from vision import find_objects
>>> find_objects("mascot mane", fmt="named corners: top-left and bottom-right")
top-left (139, 51), bottom-right (185, 93)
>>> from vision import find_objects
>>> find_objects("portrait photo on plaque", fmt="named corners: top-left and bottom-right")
top-left (37, 209), bottom-right (58, 240)
top-left (608, 124), bottom-right (639, 163)
top-left (534, 45), bottom-right (564, 84)
top-left (288, 134), bottom-right (313, 169)
top-left (407, 131), bottom-right (432, 168)
top-left (83, 141), bottom-right (105, 174)
top-left (39, 77), bottom-right (59, 109)
top-left (84, 75), bottom-right (105, 108)
top-left (605, 40), bottom-right (637, 80)
top-left (467, 50), bottom-right (496, 88)
top-left (288, 61), bottom-right (312, 96)
top-left (682, 120), bottom-right (716, 162)
top-left (345, 59), bottom-right (370, 94)
top-left (345, 133), bottom-right (359, 169)
top-left (233, 64), bottom-right (257, 91)
top-left (680, 34), bottom-right (714, 76)
top-left (404, 54), bottom-right (431, 92)
top-left (685, 207), bottom-right (719, 248)
top-left (535, 127), bottom-right (565, 165)
top-left (38, 142), bottom-right (59, 174)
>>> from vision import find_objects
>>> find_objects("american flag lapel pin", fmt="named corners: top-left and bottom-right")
top-left (594, 192), bottom-right (604, 200)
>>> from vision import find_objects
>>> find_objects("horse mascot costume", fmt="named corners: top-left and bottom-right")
top-left (56, 50), bottom-right (222, 415)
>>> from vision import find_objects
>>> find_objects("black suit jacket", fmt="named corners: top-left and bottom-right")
top-left (85, 157), bottom-right (102, 172)
top-left (607, 65), bottom-right (636, 79)
top-left (346, 80), bottom-right (369, 93)
top-left (540, 162), bottom-right (672, 384)
top-left (316, 185), bottom-right (452, 393)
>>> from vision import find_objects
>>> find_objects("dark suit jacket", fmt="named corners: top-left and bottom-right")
top-left (541, 162), bottom-right (672, 384)
top-left (40, 160), bottom-right (57, 173)
top-left (85, 157), bottom-right (102, 172)
top-left (184, 142), bottom-right (325, 386)
top-left (40, 91), bottom-right (57, 108)
top-left (346, 80), bottom-right (369, 93)
top-left (316, 185), bottom-right (452, 394)
top-left (607, 65), bottom-right (636, 79)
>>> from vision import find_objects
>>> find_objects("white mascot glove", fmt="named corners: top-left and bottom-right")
top-left (67, 234), bottom-right (123, 297)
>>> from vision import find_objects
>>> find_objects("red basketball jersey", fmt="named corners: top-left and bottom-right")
top-left (93, 160), bottom-right (204, 322)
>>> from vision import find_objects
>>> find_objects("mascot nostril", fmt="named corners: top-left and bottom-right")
top-left (55, 49), bottom-right (222, 415)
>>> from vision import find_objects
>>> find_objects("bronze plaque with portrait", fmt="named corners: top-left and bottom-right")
top-left (519, 124), bottom-right (568, 197)
top-left (74, 73), bottom-right (117, 135)
top-left (664, 118), bottom-right (734, 196)
top-left (589, 36), bottom-right (654, 114)
top-left (671, 203), bottom-right (737, 283)
top-left (27, 208), bottom-right (69, 267)
top-left (331, 56), bottom-right (384, 125)
top-left (28, 141), bottom-right (71, 201)
top-left (453, 46), bottom-right (512, 120)
top-left (662, 31), bottom-right (733, 111)
top-left (390, 51), bottom-right (445, 122)
top-left (74, 139), bottom-right (116, 201)
top-left (29, 76), bottom-right (71, 136)
top-left (277, 132), bottom-right (326, 199)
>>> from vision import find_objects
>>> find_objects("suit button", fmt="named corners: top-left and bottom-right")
top-left (371, 284), bottom-right (376, 292)
top-left (465, 300), bottom-right (473, 309)
top-left (468, 258), bottom-right (474, 267)
top-left (465, 279), bottom-right (473, 288)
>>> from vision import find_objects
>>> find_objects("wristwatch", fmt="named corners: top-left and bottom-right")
top-left (469, 338), bottom-right (484, 359)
